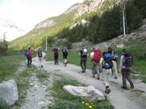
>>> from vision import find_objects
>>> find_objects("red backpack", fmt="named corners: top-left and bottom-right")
top-left (93, 50), bottom-right (101, 62)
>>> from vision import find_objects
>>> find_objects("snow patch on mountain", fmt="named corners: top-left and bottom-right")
top-left (0, 18), bottom-right (26, 41)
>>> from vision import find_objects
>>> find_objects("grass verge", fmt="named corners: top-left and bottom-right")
top-left (48, 76), bottom-right (114, 109)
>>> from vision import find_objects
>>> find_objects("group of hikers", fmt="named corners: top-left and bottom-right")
top-left (52, 47), bottom-right (68, 66)
top-left (79, 47), bottom-right (134, 94)
top-left (25, 47), bottom-right (68, 68)
top-left (25, 46), bottom-right (134, 94)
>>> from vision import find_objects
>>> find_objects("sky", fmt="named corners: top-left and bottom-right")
top-left (0, 0), bottom-right (84, 32)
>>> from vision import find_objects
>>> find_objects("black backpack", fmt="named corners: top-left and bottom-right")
top-left (62, 48), bottom-right (68, 55)
top-left (54, 48), bottom-right (58, 56)
top-left (103, 53), bottom-right (113, 69)
top-left (124, 52), bottom-right (133, 67)
top-left (81, 48), bottom-right (87, 56)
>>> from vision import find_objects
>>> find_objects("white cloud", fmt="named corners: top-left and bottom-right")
top-left (0, 0), bottom-right (84, 32)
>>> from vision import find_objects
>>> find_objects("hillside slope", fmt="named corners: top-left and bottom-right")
top-left (9, 0), bottom-right (119, 49)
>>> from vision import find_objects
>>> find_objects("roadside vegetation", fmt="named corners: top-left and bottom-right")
top-left (0, 49), bottom-right (41, 108)
top-left (48, 76), bottom-right (114, 109)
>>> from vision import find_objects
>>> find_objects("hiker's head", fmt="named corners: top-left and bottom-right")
top-left (38, 47), bottom-right (42, 51)
top-left (92, 47), bottom-right (96, 51)
top-left (28, 47), bottom-right (31, 50)
top-left (108, 47), bottom-right (112, 53)
top-left (122, 49), bottom-right (127, 53)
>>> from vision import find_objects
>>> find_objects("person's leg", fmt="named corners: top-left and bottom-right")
top-left (96, 63), bottom-right (100, 79)
top-left (27, 57), bottom-right (29, 67)
top-left (83, 58), bottom-right (87, 72)
top-left (64, 55), bottom-right (67, 66)
top-left (92, 61), bottom-right (96, 77)
top-left (121, 68), bottom-right (127, 89)
top-left (80, 58), bottom-right (84, 72)
top-left (54, 56), bottom-right (58, 65)
top-left (30, 57), bottom-right (32, 66)
top-left (113, 61), bottom-right (118, 79)
top-left (126, 69), bottom-right (134, 88)
top-left (64, 58), bottom-right (67, 67)
top-left (56, 56), bottom-right (59, 64)
top-left (40, 57), bottom-right (43, 67)
top-left (54, 56), bottom-right (56, 64)
top-left (103, 69), bottom-right (111, 94)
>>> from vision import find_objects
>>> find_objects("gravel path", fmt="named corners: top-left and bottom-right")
top-left (20, 56), bottom-right (146, 109)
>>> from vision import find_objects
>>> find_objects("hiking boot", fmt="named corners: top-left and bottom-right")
top-left (121, 86), bottom-right (128, 90)
top-left (130, 82), bottom-right (134, 88)
top-left (97, 77), bottom-right (100, 80)
top-left (64, 63), bottom-right (67, 67)
top-left (41, 65), bottom-right (43, 68)
top-left (114, 76), bottom-right (117, 79)
top-left (105, 88), bottom-right (111, 94)
top-left (81, 71), bottom-right (85, 73)
top-left (97, 75), bottom-right (100, 80)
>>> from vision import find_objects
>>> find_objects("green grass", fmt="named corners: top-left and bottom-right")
top-left (48, 76), bottom-right (114, 109)
top-left (36, 70), bottom-right (49, 82)
top-left (0, 49), bottom-right (39, 108)
top-left (0, 55), bottom-right (24, 82)
top-left (0, 99), bottom-right (10, 109)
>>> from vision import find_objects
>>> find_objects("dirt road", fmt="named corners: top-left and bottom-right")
top-left (21, 56), bottom-right (146, 109)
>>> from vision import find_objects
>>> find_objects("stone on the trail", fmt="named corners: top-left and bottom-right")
top-left (0, 79), bottom-right (18, 106)
top-left (63, 85), bottom-right (105, 101)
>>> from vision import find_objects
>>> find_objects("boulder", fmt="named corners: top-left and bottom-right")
top-left (0, 79), bottom-right (18, 106)
top-left (63, 85), bottom-right (105, 101)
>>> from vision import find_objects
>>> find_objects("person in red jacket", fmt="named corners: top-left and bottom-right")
top-left (27, 47), bottom-right (32, 67)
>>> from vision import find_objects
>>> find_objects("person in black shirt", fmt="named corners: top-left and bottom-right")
top-left (79, 47), bottom-right (88, 73)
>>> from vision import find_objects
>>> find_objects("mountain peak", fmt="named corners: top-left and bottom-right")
top-left (0, 18), bottom-right (26, 41)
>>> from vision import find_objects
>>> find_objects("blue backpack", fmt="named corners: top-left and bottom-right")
top-left (103, 53), bottom-right (113, 69)
top-left (25, 50), bottom-right (29, 56)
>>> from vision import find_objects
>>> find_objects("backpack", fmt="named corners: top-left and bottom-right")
top-left (54, 48), bottom-right (58, 56)
top-left (38, 51), bottom-right (42, 57)
top-left (62, 48), bottom-right (68, 55)
top-left (103, 53), bottom-right (113, 69)
top-left (112, 51), bottom-right (118, 61)
top-left (25, 50), bottom-right (28, 56)
top-left (93, 50), bottom-right (101, 62)
top-left (124, 52), bottom-right (133, 67)
top-left (81, 48), bottom-right (87, 56)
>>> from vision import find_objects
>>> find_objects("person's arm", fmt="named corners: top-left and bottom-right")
top-left (79, 50), bottom-right (81, 56)
top-left (99, 58), bottom-right (103, 72)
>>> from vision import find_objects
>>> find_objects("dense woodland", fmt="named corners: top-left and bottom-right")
top-left (1, 0), bottom-right (146, 51)
top-left (56, 0), bottom-right (144, 46)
